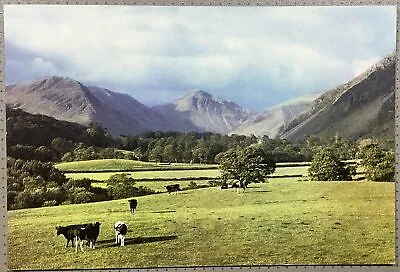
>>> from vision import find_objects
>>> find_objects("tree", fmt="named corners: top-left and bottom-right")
top-left (106, 174), bottom-right (138, 199)
top-left (308, 147), bottom-right (355, 181)
top-left (357, 139), bottom-right (394, 182)
top-left (219, 145), bottom-right (276, 191)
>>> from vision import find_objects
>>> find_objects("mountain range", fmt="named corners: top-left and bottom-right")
top-left (5, 53), bottom-right (395, 140)
top-left (281, 53), bottom-right (395, 141)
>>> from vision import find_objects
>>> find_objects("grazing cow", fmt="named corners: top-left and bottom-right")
top-left (114, 221), bottom-right (128, 247)
top-left (72, 222), bottom-right (101, 252)
top-left (56, 224), bottom-right (86, 247)
top-left (166, 184), bottom-right (181, 194)
top-left (231, 180), bottom-right (251, 193)
top-left (128, 198), bottom-right (138, 214)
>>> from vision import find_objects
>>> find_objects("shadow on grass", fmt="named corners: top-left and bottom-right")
top-left (151, 210), bottom-right (176, 213)
top-left (252, 190), bottom-right (272, 193)
top-left (97, 235), bottom-right (178, 248)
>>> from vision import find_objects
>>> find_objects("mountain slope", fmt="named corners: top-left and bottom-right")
top-left (230, 93), bottom-right (320, 137)
top-left (281, 53), bottom-right (395, 141)
top-left (153, 90), bottom-right (255, 134)
top-left (5, 76), bottom-right (171, 136)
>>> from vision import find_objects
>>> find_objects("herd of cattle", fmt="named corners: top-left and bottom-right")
top-left (56, 198), bottom-right (137, 252)
top-left (56, 182), bottom-right (249, 251)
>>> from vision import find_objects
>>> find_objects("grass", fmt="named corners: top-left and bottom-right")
top-left (55, 159), bottom-right (157, 172)
top-left (55, 159), bottom-right (218, 172)
top-left (92, 180), bottom-right (212, 192)
top-left (8, 178), bottom-right (395, 269)
top-left (64, 166), bottom-right (312, 181)
top-left (66, 169), bottom-right (221, 181)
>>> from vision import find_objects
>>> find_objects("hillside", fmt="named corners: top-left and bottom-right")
top-left (281, 53), bottom-right (395, 141)
top-left (5, 76), bottom-right (171, 136)
top-left (153, 90), bottom-right (255, 134)
top-left (230, 93), bottom-right (320, 137)
top-left (6, 107), bottom-right (90, 147)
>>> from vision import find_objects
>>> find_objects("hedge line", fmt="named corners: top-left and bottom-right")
top-left (60, 166), bottom-right (219, 173)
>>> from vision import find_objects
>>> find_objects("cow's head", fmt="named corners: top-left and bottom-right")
top-left (55, 226), bottom-right (63, 235)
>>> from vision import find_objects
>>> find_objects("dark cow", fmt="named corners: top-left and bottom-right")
top-left (114, 221), bottom-right (128, 247)
top-left (219, 184), bottom-right (228, 190)
top-left (166, 184), bottom-right (181, 194)
top-left (128, 198), bottom-right (138, 214)
top-left (73, 222), bottom-right (101, 252)
top-left (59, 222), bottom-right (101, 252)
top-left (56, 224), bottom-right (86, 247)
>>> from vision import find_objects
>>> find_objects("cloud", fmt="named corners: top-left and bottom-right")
top-left (4, 5), bottom-right (396, 111)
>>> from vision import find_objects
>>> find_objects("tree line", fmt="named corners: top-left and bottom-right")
top-left (7, 157), bottom-right (156, 210)
top-left (308, 138), bottom-right (395, 182)
top-left (7, 107), bottom-right (394, 166)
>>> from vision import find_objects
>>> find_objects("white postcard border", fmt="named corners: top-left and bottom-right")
top-left (0, 1), bottom-right (398, 272)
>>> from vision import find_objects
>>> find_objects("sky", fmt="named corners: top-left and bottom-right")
top-left (4, 5), bottom-right (396, 112)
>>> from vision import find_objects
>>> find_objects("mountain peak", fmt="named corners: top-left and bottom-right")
top-left (179, 89), bottom-right (235, 107)
top-left (34, 75), bottom-right (77, 85)
top-left (154, 89), bottom-right (255, 134)
top-left (182, 89), bottom-right (212, 99)
top-left (5, 76), bottom-right (172, 136)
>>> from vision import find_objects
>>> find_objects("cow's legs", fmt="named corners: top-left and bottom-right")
top-left (79, 239), bottom-right (84, 252)
top-left (75, 237), bottom-right (79, 252)
top-left (121, 236), bottom-right (125, 247)
top-left (115, 232), bottom-right (119, 244)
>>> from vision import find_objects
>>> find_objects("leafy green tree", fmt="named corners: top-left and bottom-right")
top-left (67, 187), bottom-right (95, 204)
top-left (308, 147), bottom-right (355, 181)
top-left (219, 145), bottom-right (276, 189)
top-left (357, 139), bottom-right (394, 182)
top-left (106, 174), bottom-right (138, 199)
top-left (14, 188), bottom-right (46, 209)
top-left (370, 151), bottom-right (395, 182)
top-left (148, 143), bottom-right (164, 162)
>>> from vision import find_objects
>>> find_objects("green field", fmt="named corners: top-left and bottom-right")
top-left (66, 169), bottom-right (221, 181)
top-left (8, 178), bottom-right (395, 269)
top-left (56, 159), bottom-right (218, 172)
top-left (92, 180), bottom-right (212, 192)
top-left (65, 166), bottom-right (310, 181)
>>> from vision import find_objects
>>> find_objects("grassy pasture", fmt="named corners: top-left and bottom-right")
top-left (66, 169), bottom-right (221, 181)
top-left (92, 180), bottom-right (212, 192)
top-left (65, 166), bottom-right (310, 181)
top-left (55, 159), bottom-right (218, 172)
top-left (8, 178), bottom-right (395, 269)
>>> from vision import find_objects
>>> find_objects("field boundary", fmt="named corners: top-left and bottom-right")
top-left (58, 166), bottom-right (219, 173)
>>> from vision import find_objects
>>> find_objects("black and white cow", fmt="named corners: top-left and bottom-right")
top-left (72, 222), bottom-right (101, 252)
top-left (75, 222), bottom-right (101, 252)
top-left (114, 221), bottom-right (128, 247)
top-left (56, 222), bottom-right (101, 251)
top-left (128, 198), bottom-right (138, 214)
top-left (231, 180), bottom-right (251, 193)
top-left (166, 184), bottom-right (181, 194)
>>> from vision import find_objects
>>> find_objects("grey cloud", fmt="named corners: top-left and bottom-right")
top-left (4, 5), bottom-right (396, 111)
